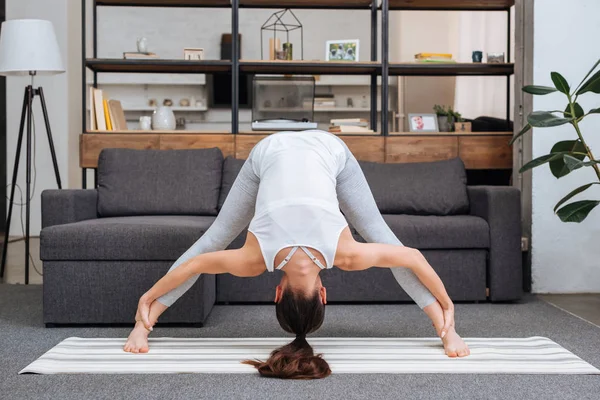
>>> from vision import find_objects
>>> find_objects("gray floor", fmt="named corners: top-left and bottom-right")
top-left (1, 285), bottom-right (599, 400)
top-left (539, 294), bottom-right (600, 326)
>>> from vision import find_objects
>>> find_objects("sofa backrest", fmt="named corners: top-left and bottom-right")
top-left (97, 148), bottom-right (224, 217)
top-left (359, 158), bottom-right (469, 215)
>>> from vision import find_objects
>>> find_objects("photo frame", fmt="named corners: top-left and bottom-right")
top-left (184, 48), bottom-right (204, 61)
top-left (408, 113), bottom-right (439, 132)
top-left (325, 39), bottom-right (359, 62)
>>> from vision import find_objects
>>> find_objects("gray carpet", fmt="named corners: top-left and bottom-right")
top-left (1, 285), bottom-right (599, 400)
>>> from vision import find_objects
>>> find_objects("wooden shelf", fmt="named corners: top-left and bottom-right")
top-left (240, 60), bottom-right (381, 75)
top-left (120, 106), bottom-right (208, 112)
top-left (389, 131), bottom-right (513, 136)
top-left (389, 63), bottom-right (514, 76)
top-left (389, 0), bottom-right (514, 11)
top-left (86, 130), bottom-right (230, 134)
top-left (81, 132), bottom-right (511, 169)
top-left (239, 0), bottom-right (374, 9)
top-left (96, 0), bottom-right (231, 7)
top-left (86, 59), bottom-right (232, 74)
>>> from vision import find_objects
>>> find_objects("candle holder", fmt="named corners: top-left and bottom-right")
top-left (261, 8), bottom-right (303, 60)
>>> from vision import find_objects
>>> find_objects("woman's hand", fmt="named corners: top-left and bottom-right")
top-left (440, 302), bottom-right (455, 338)
top-left (135, 294), bottom-right (153, 331)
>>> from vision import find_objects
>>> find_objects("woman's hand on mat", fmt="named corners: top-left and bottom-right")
top-left (136, 295), bottom-right (153, 331)
top-left (440, 303), bottom-right (455, 339)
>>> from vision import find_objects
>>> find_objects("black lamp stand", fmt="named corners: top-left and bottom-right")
top-left (0, 82), bottom-right (62, 283)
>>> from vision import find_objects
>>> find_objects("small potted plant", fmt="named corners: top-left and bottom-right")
top-left (433, 104), bottom-right (462, 132)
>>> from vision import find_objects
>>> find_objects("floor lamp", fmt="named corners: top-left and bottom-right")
top-left (0, 20), bottom-right (64, 283)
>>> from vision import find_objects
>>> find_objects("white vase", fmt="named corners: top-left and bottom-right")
top-left (137, 37), bottom-right (148, 53)
top-left (152, 106), bottom-right (176, 130)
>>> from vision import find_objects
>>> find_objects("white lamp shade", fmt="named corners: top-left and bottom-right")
top-left (0, 19), bottom-right (64, 76)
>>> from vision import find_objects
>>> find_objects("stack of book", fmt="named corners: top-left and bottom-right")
top-left (314, 94), bottom-right (336, 109)
top-left (414, 53), bottom-right (456, 63)
top-left (329, 118), bottom-right (375, 134)
top-left (89, 87), bottom-right (127, 131)
top-left (123, 52), bottom-right (159, 60)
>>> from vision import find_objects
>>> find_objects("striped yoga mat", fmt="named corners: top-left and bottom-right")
top-left (20, 336), bottom-right (599, 375)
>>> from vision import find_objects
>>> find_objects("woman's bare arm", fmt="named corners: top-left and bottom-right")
top-left (137, 248), bottom-right (264, 328)
top-left (342, 243), bottom-right (453, 311)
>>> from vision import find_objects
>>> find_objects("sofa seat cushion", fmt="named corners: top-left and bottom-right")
top-left (359, 158), bottom-right (469, 215)
top-left (97, 148), bottom-right (224, 217)
top-left (371, 215), bottom-right (490, 249)
top-left (41, 216), bottom-right (216, 261)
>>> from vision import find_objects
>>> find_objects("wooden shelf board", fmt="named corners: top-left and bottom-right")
top-left (96, 0), bottom-right (231, 7)
top-left (389, 63), bottom-right (514, 76)
top-left (389, 131), bottom-right (513, 137)
top-left (86, 59), bottom-right (232, 74)
top-left (240, 60), bottom-right (381, 75)
top-left (239, 0), bottom-right (374, 9)
top-left (389, 0), bottom-right (514, 11)
top-left (86, 130), bottom-right (231, 134)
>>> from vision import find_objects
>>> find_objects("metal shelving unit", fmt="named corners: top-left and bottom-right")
top-left (82, 0), bottom-right (516, 187)
top-left (385, 0), bottom-right (515, 128)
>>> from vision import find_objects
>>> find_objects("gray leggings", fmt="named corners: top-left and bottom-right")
top-left (157, 136), bottom-right (436, 309)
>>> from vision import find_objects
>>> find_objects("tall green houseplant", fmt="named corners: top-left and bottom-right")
top-left (512, 59), bottom-right (600, 223)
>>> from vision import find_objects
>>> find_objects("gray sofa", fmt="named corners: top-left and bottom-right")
top-left (40, 148), bottom-right (522, 326)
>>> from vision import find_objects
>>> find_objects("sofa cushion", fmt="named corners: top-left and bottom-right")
top-left (218, 156), bottom-right (246, 209)
top-left (97, 148), bottom-right (224, 217)
top-left (359, 158), bottom-right (469, 215)
top-left (375, 215), bottom-right (490, 249)
top-left (40, 216), bottom-right (217, 261)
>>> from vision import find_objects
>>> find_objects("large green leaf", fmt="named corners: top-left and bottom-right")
top-left (519, 153), bottom-right (565, 173)
top-left (527, 111), bottom-right (571, 128)
top-left (564, 103), bottom-right (584, 119)
top-left (563, 154), bottom-right (600, 172)
top-left (509, 123), bottom-right (531, 145)
top-left (549, 140), bottom-right (586, 178)
top-left (576, 69), bottom-right (600, 95)
top-left (556, 200), bottom-right (600, 223)
top-left (554, 182), bottom-right (599, 212)
top-left (551, 72), bottom-right (570, 94)
top-left (522, 85), bottom-right (557, 95)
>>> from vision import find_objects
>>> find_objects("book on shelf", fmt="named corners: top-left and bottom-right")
top-left (330, 118), bottom-right (369, 127)
top-left (123, 52), bottom-right (159, 59)
top-left (93, 88), bottom-right (106, 131)
top-left (103, 99), bottom-right (113, 131)
top-left (89, 86), bottom-right (97, 131)
top-left (108, 100), bottom-right (127, 131)
top-left (329, 125), bottom-right (375, 134)
top-left (89, 87), bottom-right (127, 132)
top-left (414, 52), bottom-right (456, 63)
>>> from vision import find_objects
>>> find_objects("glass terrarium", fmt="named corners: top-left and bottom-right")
top-left (252, 76), bottom-right (315, 123)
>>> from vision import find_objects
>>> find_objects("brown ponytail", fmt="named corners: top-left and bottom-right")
top-left (242, 290), bottom-right (331, 379)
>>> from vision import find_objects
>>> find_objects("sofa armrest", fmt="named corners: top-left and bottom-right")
top-left (468, 186), bottom-right (522, 301)
top-left (41, 189), bottom-right (98, 228)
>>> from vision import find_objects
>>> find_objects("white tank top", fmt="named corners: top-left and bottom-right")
top-left (247, 130), bottom-right (349, 272)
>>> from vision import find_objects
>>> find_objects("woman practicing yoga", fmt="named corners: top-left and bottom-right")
top-left (124, 129), bottom-right (470, 379)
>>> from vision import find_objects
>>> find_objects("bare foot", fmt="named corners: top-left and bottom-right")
top-left (442, 328), bottom-right (470, 358)
top-left (123, 321), bottom-right (150, 353)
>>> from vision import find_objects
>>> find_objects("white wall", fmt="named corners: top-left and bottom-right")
top-left (5, 0), bottom-right (72, 236)
top-left (532, 0), bottom-right (600, 293)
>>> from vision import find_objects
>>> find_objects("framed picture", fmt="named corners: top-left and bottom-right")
top-left (184, 48), bottom-right (204, 61)
top-left (326, 40), bottom-right (359, 62)
top-left (408, 113), bottom-right (439, 132)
